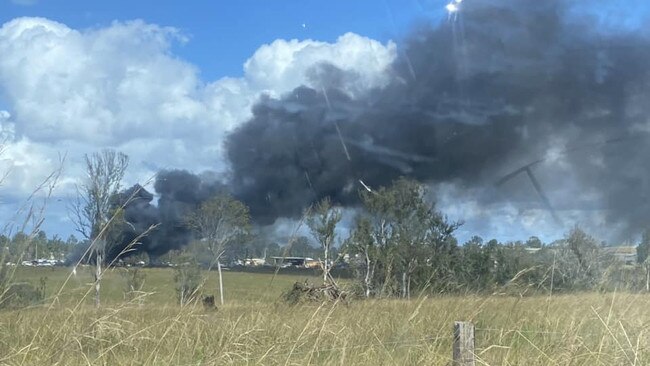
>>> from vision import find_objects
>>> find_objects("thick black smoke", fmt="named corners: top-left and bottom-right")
top-left (105, 170), bottom-right (226, 260)
top-left (114, 0), bottom-right (650, 258)
top-left (225, 0), bottom-right (650, 238)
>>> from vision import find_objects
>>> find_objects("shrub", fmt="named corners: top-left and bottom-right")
top-left (283, 280), bottom-right (347, 305)
top-left (202, 294), bottom-right (216, 310)
top-left (174, 263), bottom-right (202, 306)
top-left (121, 267), bottom-right (146, 302)
top-left (0, 277), bottom-right (46, 310)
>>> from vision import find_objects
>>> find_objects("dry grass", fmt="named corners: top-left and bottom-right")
top-left (2, 268), bottom-right (650, 365)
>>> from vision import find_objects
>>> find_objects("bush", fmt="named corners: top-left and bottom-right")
top-left (0, 278), bottom-right (46, 310)
top-left (283, 281), bottom-right (347, 305)
top-left (202, 295), bottom-right (217, 310)
top-left (600, 263), bottom-right (647, 292)
top-left (174, 263), bottom-right (202, 305)
top-left (121, 267), bottom-right (146, 302)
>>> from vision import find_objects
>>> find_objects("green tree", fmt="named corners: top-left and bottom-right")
top-left (66, 234), bottom-right (79, 247)
top-left (492, 241), bottom-right (537, 288)
top-left (170, 250), bottom-right (202, 306)
top-left (70, 149), bottom-right (129, 307)
top-left (462, 236), bottom-right (495, 291)
top-left (637, 229), bottom-right (650, 264)
top-left (307, 197), bottom-right (342, 286)
top-left (45, 234), bottom-right (67, 260)
top-left (187, 193), bottom-right (250, 305)
top-left (566, 227), bottom-right (599, 274)
top-left (345, 216), bottom-right (378, 297)
top-left (121, 265), bottom-right (146, 304)
top-left (525, 236), bottom-right (543, 248)
top-left (351, 178), bottom-right (461, 298)
top-left (555, 227), bottom-right (603, 291)
top-left (638, 229), bottom-right (650, 291)
top-left (10, 232), bottom-right (29, 260)
top-left (34, 230), bottom-right (47, 260)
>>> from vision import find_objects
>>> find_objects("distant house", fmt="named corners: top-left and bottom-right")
top-left (20, 259), bottom-right (61, 267)
top-left (304, 259), bottom-right (321, 269)
top-left (243, 258), bottom-right (266, 266)
top-left (602, 246), bottom-right (637, 265)
top-left (269, 256), bottom-right (320, 268)
top-left (524, 247), bottom-right (543, 254)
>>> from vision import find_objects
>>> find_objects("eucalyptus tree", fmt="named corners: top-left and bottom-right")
top-left (71, 149), bottom-right (129, 307)
top-left (187, 193), bottom-right (250, 305)
top-left (349, 178), bottom-right (461, 298)
top-left (307, 197), bottom-right (342, 286)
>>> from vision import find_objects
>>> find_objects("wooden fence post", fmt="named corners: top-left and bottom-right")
top-left (453, 321), bottom-right (475, 366)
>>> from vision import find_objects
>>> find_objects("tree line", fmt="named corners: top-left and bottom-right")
top-left (339, 178), bottom-right (649, 298)
top-left (1, 231), bottom-right (80, 262)
top-left (10, 149), bottom-right (650, 307)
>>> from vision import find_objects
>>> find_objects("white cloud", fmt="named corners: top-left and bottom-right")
top-left (0, 16), bottom-right (396, 220)
top-left (0, 110), bottom-right (14, 140)
top-left (432, 181), bottom-right (621, 244)
top-left (0, 18), bottom-right (201, 143)
top-left (243, 33), bottom-right (396, 97)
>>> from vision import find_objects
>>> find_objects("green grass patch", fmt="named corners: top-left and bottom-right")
top-left (9, 266), bottom-right (324, 306)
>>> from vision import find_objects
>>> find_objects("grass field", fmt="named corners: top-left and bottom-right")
top-left (8, 266), bottom-right (324, 306)
top-left (2, 267), bottom-right (650, 365)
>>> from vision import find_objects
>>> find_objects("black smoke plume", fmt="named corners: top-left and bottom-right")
top-left (226, 0), bottom-right (650, 238)
top-left (104, 170), bottom-right (226, 261)
top-left (113, 0), bottom-right (650, 259)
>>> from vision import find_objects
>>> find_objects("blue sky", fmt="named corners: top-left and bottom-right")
top-left (2, 0), bottom-right (648, 86)
top-left (1, 0), bottom-right (441, 81)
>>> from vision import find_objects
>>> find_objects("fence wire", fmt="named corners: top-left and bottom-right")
top-left (476, 327), bottom-right (566, 335)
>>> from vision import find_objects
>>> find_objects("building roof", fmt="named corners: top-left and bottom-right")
top-left (270, 256), bottom-right (315, 261)
top-left (602, 246), bottom-right (636, 255)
